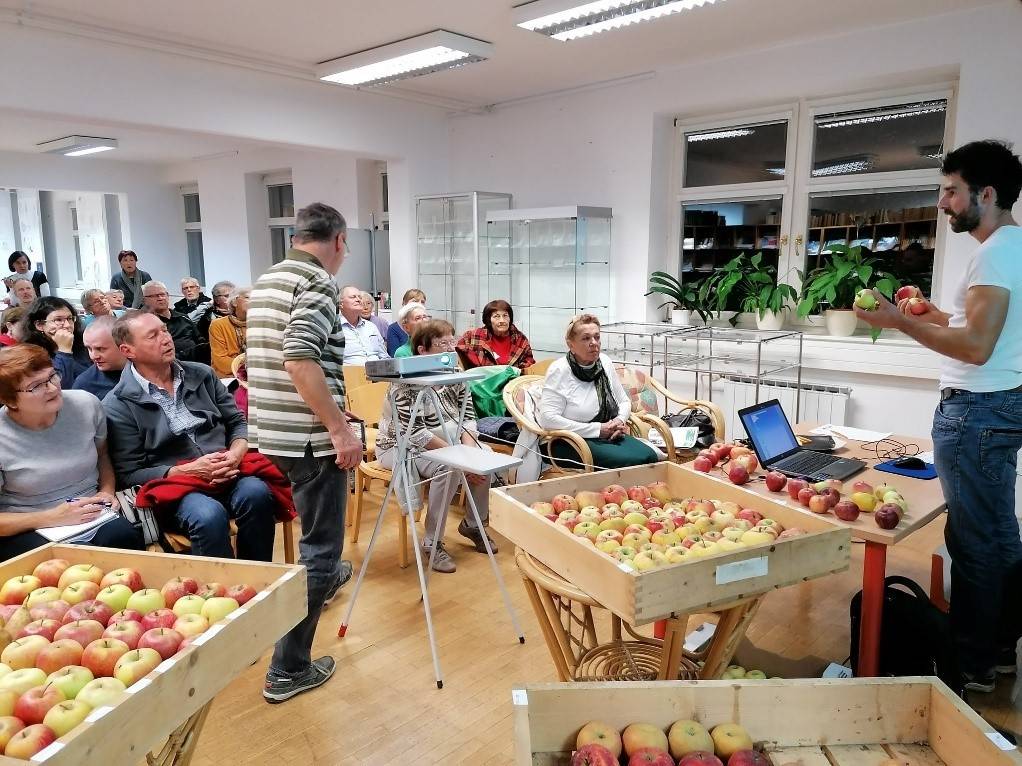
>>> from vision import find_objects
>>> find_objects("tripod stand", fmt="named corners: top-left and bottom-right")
top-left (338, 369), bottom-right (525, 688)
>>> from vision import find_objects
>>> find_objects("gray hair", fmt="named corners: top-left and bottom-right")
top-left (81, 289), bottom-right (105, 311)
top-left (111, 309), bottom-right (147, 346)
top-left (228, 286), bottom-right (251, 309)
top-left (339, 284), bottom-right (361, 298)
top-left (84, 314), bottom-right (117, 337)
top-left (106, 289), bottom-right (124, 298)
top-left (12, 278), bottom-right (32, 289)
top-left (211, 280), bottom-right (235, 298)
top-left (293, 202), bottom-right (346, 244)
top-left (141, 280), bottom-right (167, 296)
top-left (359, 291), bottom-right (375, 309)
top-left (398, 301), bottom-right (427, 325)
top-left (180, 277), bottom-right (201, 289)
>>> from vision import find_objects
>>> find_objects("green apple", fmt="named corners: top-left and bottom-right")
top-left (125, 589), bottom-right (165, 616)
top-left (96, 584), bottom-right (134, 613)
top-left (172, 595), bottom-right (206, 618)
top-left (47, 665), bottom-right (94, 700)
top-left (200, 597), bottom-right (240, 624)
top-left (854, 289), bottom-right (878, 311)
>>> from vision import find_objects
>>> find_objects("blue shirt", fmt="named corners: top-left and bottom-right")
top-left (386, 323), bottom-right (408, 356)
top-left (340, 316), bottom-right (388, 365)
top-left (129, 362), bottom-right (205, 437)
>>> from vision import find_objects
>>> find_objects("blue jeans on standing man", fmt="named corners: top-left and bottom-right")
top-left (932, 388), bottom-right (1022, 677)
top-left (174, 476), bottom-right (277, 560)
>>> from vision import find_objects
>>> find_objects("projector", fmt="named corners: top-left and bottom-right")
top-left (365, 353), bottom-right (458, 379)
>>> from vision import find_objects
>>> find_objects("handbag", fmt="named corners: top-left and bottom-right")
top-left (663, 407), bottom-right (716, 450)
top-left (115, 486), bottom-right (164, 548)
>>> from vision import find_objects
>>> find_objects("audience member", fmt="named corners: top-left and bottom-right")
top-left (196, 281), bottom-right (235, 340)
top-left (386, 288), bottom-right (427, 354)
top-left (4, 251), bottom-right (49, 298)
top-left (376, 319), bottom-right (497, 574)
top-left (359, 291), bottom-right (389, 337)
top-left (22, 297), bottom-right (90, 389)
top-left (4, 279), bottom-right (37, 309)
top-left (392, 302), bottom-right (429, 358)
top-left (72, 316), bottom-right (127, 400)
top-left (209, 286), bottom-right (250, 377)
top-left (0, 344), bottom-right (143, 561)
top-left (142, 280), bottom-right (210, 364)
top-left (174, 277), bottom-right (211, 317)
top-left (338, 285), bottom-right (387, 366)
top-left (539, 314), bottom-right (658, 470)
top-left (457, 299), bottom-right (535, 371)
top-left (81, 288), bottom-right (125, 327)
top-left (109, 250), bottom-right (152, 309)
top-left (104, 311), bottom-right (277, 560)
top-left (106, 290), bottom-right (126, 310)
top-left (0, 307), bottom-right (25, 346)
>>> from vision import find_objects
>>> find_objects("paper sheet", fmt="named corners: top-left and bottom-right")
top-left (810, 424), bottom-right (892, 443)
top-left (646, 426), bottom-right (698, 450)
top-left (35, 510), bottom-right (119, 543)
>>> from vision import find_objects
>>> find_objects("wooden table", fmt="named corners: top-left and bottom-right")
top-left (682, 423), bottom-right (947, 677)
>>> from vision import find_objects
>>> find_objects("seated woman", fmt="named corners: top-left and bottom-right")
top-left (386, 288), bottom-right (426, 355)
top-left (457, 299), bottom-right (535, 371)
top-left (0, 345), bottom-right (144, 561)
top-left (209, 286), bottom-right (250, 377)
top-left (391, 302), bottom-right (430, 358)
top-left (0, 306), bottom-right (25, 346)
top-left (538, 314), bottom-right (659, 470)
top-left (375, 319), bottom-right (497, 574)
top-left (22, 297), bottom-right (91, 389)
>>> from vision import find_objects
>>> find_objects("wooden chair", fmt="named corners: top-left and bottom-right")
top-left (525, 357), bottom-right (554, 376)
top-left (348, 459), bottom-right (424, 569)
top-left (612, 365), bottom-right (678, 463)
top-left (346, 381), bottom-right (390, 461)
top-left (161, 519), bottom-right (296, 564)
top-left (646, 376), bottom-right (726, 441)
top-left (342, 365), bottom-right (369, 404)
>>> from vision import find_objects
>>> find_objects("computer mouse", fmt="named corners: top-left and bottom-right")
top-left (893, 456), bottom-right (926, 470)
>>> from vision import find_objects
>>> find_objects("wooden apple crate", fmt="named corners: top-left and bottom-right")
top-left (513, 678), bottom-right (1022, 766)
top-left (0, 544), bottom-right (305, 766)
top-left (490, 462), bottom-right (849, 626)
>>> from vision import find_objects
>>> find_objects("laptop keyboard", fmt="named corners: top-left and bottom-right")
top-left (775, 450), bottom-right (836, 475)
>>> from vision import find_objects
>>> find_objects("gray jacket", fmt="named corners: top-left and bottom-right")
top-left (103, 361), bottom-right (247, 488)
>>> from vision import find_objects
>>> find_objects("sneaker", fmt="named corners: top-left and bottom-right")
top-left (458, 519), bottom-right (498, 554)
top-left (322, 560), bottom-right (353, 606)
top-left (962, 670), bottom-right (996, 693)
top-left (423, 541), bottom-right (456, 573)
top-left (996, 646), bottom-right (1018, 675)
top-left (263, 656), bottom-right (336, 703)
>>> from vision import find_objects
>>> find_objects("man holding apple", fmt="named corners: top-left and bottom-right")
top-left (856, 140), bottom-right (1022, 693)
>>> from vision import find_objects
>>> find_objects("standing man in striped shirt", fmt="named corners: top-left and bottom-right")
top-left (247, 202), bottom-right (363, 703)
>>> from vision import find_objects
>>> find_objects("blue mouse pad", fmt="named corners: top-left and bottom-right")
top-left (874, 459), bottom-right (938, 480)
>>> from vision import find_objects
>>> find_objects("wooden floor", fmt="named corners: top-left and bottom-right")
top-left (190, 489), bottom-right (1021, 766)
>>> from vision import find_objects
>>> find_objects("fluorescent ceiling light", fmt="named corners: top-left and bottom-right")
top-left (515, 0), bottom-right (722, 40)
top-left (811, 159), bottom-right (873, 177)
top-left (36, 135), bottom-right (118, 156)
top-left (317, 30), bottom-right (493, 87)
top-left (687, 127), bottom-right (754, 142)
top-left (817, 101), bottom-right (946, 129)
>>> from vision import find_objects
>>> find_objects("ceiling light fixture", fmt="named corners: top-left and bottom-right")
top-left (316, 30), bottom-right (493, 87)
top-left (36, 135), bottom-right (118, 157)
top-left (817, 101), bottom-right (946, 129)
top-left (687, 127), bottom-right (754, 142)
top-left (811, 158), bottom-right (873, 177)
top-left (514, 0), bottom-right (722, 41)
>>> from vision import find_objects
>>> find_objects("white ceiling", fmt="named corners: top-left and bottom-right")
top-left (2, 0), bottom-right (1001, 106)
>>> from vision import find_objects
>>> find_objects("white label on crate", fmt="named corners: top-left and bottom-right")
top-left (987, 732), bottom-right (1016, 750)
top-left (250, 590), bottom-right (270, 604)
top-left (511, 689), bottom-right (528, 706)
top-left (31, 742), bottom-right (64, 762)
top-left (192, 623), bottom-right (225, 646)
top-left (715, 556), bottom-right (768, 585)
top-left (125, 678), bottom-right (152, 695)
top-left (85, 705), bottom-right (114, 723)
top-left (155, 658), bottom-right (176, 674)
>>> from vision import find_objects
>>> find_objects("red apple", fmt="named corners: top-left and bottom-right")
top-left (727, 464), bottom-right (750, 485)
top-left (31, 560), bottom-right (70, 589)
top-left (627, 485), bottom-right (652, 502)
top-left (733, 453), bottom-right (759, 473)
top-left (108, 609), bottom-right (144, 627)
top-left (544, 513), bottom-right (559, 523)
top-left (63, 600), bottom-right (114, 627)
top-left (710, 442), bottom-right (733, 460)
top-left (764, 471), bottom-right (787, 492)
top-left (776, 527), bottom-right (808, 540)
top-left (225, 584), bottom-right (258, 606)
top-left (907, 297), bottom-right (928, 315)
top-left (17, 619), bottom-right (61, 642)
top-left (786, 478), bottom-right (808, 500)
top-left (56, 564), bottom-right (104, 591)
top-left (99, 568), bottom-right (144, 592)
top-left (103, 621), bottom-right (145, 650)
top-left (736, 509), bottom-right (764, 526)
top-left (833, 500), bottom-right (860, 522)
top-left (113, 648), bottom-right (162, 687)
top-left (13, 684), bottom-right (66, 725)
top-left (692, 456), bottom-right (713, 472)
top-left (0, 575), bottom-right (42, 606)
top-left (639, 497), bottom-right (662, 511)
top-left (0, 716), bottom-right (25, 751)
top-left (726, 751), bottom-right (772, 766)
top-left (601, 485), bottom-right (628, 506)
top-left (797, 487), bottom-right (818, 507)
top-left (895, 285), bottom-right (920, 302)
top-left (874, 504), bottom-right (902, 530)
top-left (551, 494), bottom-right (579, 513)
top-left (807, 495), bottom-right (831, 514)
top-left (696, 450), bottom-right (719, 467)
top-left (571, 743), bottom-right (619, 766)
top-left (137, 628), bottom-right (183, 660)
top-left (852, 480), bottom-right (874, 495)
top-left (81, 638), bottom-right (130, 678)
top-left (61, 581), bottom-right (100, 605)
top-left (34, 639), bottom-right (84, 676)
top-left (677, 754), bottom-right (724, 766)
top-left (3, 723), bottom-right (56, 759)
top-left (628, 749), bottom-right (674, 766)
top-left (0, 606), bottom-right (18, 623)
top-left (54, 620), bottom-right (106, 647)
top-left (141, 609), bottom-right (179, 632)
top-left (820, 488), bottom-right (841, 508)
top-left (28, 600), bottom-right (71, 624)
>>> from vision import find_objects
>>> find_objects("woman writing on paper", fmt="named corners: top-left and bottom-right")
top-left (0, 344), bottom-right (143, 561)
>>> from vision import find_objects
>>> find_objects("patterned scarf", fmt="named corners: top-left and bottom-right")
top-left (122, 270), bottom-right (144, 308)
top-left (229, 315), bottom-right (247, 352)
top-left (566, 352), bottom-right (617, 424)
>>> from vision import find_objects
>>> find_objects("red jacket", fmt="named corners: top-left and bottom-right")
top-left (134, 452), bottom-right (296, 522)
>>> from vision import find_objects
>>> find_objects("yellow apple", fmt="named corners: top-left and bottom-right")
top-left (664, 546), bottom-right (688, 564)
top-left (598, 517), bottom-right (628, 533)
top-left (597, 540), bottom-right (621, 555)
top-left (651, 530), bottom-right (681, 547)
top-left (851, 492), bottom-right (877, 512)
top-left (622, 723), bottom-right (669, 757)
top-left (711, 723), bottom-right (753, 759)
top-left (716, 538), bottom-right (746, 552)
top-left (576, 720), bottom-right (622, 758)
top-left (633, 552), bottom-right (658, 571)
top-left (668, 719), bottom-right (714, 759)
top-left (687, 541), bottom-right (721, 558)
top-left (740, 530), bottom-right (776, 546)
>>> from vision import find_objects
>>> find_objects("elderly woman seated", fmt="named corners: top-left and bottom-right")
top-left (375, 319), bottom-right (497, 574)
top-left (0, 344), bottom-right (144, 561)
top-left (456, 299), bottom-right (535, 371)
top-left (209, 286), bottom-right (250, 377)
top-left (538, 314), bottom-right (659, 470)
top-left (391, 302), bottom-right (430, 358)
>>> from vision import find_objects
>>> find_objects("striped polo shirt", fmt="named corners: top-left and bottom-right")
top-left (246, 248), bottom-right (346, 457)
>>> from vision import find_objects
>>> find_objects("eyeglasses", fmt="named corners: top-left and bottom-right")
top-left (45, 314), bottom-right (75, 326)
top-left (18, 371), bottom-right (61, 395)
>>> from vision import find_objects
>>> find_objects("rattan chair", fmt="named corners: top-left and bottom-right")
top-left (524, 357), bottom-right (555, 376)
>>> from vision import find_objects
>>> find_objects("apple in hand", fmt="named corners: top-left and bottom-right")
top-left (1, 635), bottom-right (50, 670)
top-left (96, 584), bottom-right (134, 614)
top-left (576, 720), bottom-right (623, 758)
top-left (895, 285), bottom-right (920, 302)
top-left (81, 638), bottom-right (130, 678)
top-left (710, 723), bottom-right (753, 760)
top-left (0, 575), bottom-right (42, 606)
top-left (31, 559), bottom-right (70, 589)
top-left (34, 639), bottom-right (84, 675)
top-left (4, 723), bottom-right (57, 759)
top-left (172, 614), bottom-right (209, 639)
top-left (17, 619), bottom-right (61, 642)
top-left (14, 683), bottom-right (66, 725)
top-left (906, 297), bottom-right (928, 315)
top-left (46, 665), bottom-right (94, 700)
top-left (764, 471), bottom-right (787, 492)
top-left (125, 588), bottom-right (165, 616)
top-left (43, 699), bottom-right (92, 737)
top-left (0, 716), bottom-right (23, 751)
top-left (104, 621), bottom-right (145, 650)
top-left (571, 743), bottom-right (618, 766)
top-left (668, 720), bottom-right (714, 759)
top-left (114, 647), bottom-right (162, 687)
top-left (57, 564), bottom-right (104, 590)
top-left (201, 597), bottom-right (240, 624)
top-left (76, 677), bottom-right (126, 709)
top-left (622, 723), bottom-right (669, 757)
top-left (141, 609), bottom-right (179, 632)
top-left (61, 581), bottom-right (100, 605)
top-left (99, 568), bottom-right (144, 592)
top-left (54, 620), bottom-right (106, 647)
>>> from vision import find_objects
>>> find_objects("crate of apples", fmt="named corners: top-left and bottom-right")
top-left (572, 717), bottom-right (764, 766)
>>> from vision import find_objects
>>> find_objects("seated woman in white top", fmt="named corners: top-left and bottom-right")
top-left (374, 319), bottom-right (496, 575)
top-left (538, 313), bottom-right (658, 470)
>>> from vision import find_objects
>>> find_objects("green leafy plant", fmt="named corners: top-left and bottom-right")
top-left (646, 271), bottom-right (712, 323)
top-left (796, 244), bottom-right (899, 340)
top-left (697, 252), bottom-right (798, 326)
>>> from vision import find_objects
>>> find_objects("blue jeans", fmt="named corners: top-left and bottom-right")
top-left (174, 476), bottom-right (277, 560)
top-left (932, 389), bottom-right (1022, 676)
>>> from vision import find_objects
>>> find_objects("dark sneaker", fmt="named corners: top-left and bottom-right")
top-left (996, 646), bottom-right (1018, 675)
top-left (424, 541), bottom-right (456, 573)
top-left (962, 670), bottom-right (996, 693)
top-left (263, 656), bottom-right (336, 703)
top-left (322, 560), bottom-right (353, 606)
top-left (458, 519), bottom-right (498, 554)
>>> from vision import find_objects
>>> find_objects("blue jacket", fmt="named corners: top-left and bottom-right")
top-left (103, 361), bottom-right (247, 488)
top-left (385, 322), bottom-right (408, 356)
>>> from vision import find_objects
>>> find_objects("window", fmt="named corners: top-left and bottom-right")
top-left (684, 121), bottom-right (789, 187)
top-left (70, 205), bottom-right (83, 283)
top-left (381, 172), bottom-right (389, 214)
top-left (270, 226), bottom-right (295, 264)
top-left (267, 184), bottom-right (294, 219)
top-left (182, 190), bottom-right (205, 285)
top-left (267, 180), bottom-right (296, 263)
top-left (183, 193), bottom-right (201, 224)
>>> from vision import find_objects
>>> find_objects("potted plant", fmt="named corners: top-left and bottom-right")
top-left (697, 252), bottom-right (797, 330)
top-left (796, 244), bottom-right (899, 339)
top-left (646, 271), bottom-right (711, 325)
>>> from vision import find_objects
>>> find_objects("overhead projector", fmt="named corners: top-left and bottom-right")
top-left (365, 353), bottom-right (459, 379)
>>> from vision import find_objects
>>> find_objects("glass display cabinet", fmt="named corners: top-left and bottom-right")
top-left (415, 192), bottom-right (512, 334)
top-left (485, 206), bottom-right (611, 353)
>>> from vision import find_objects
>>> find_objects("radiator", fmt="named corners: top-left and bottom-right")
top-left (721, 376), bottom-right (851, 440)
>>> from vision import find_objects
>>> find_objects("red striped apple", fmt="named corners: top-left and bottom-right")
top-left (551, 494), bottom-right (578, 513)
top-left (13, 683), bottom-right (66, 725)
top-left (17, 619), bottom-right (61, 642)
top-left (99, 568), bottom-right (144, 592)
top-left (140, 609), bottom-right (178, 632)
top-left (104, 620), bottom-right (144, 650)
top-left (197, 583), bottom-right (227, 599)
top-left (31, 560), bottom-right (70, 589)
top-left (64, 600), bottom-right (114, 627)
top-left (28, 599), bottom-right (71, 624)
top-left (81, 638), bottom-right (130, 678)
top-left (34, 639), bottom-right (84, 675)
top-left (4, 723), bottom-right (56, 759)
top-left (54, 620), bottom-right (106, 647)
top-left (108, 609), bottom-right (143, 626)
top-left (571, 743), bottom-right (618, 766)
top-left (113, 647), bottom-right (162, 687)
top-left (601, 485), bottom-right (627, 506)
top-left (0, 575), bottom-right (42, 606)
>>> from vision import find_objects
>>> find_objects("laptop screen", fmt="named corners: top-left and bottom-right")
top-left (741, 400), bottom-right (799, 463)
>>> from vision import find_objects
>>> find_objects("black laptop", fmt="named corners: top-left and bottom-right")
top-left (738, 399), bottom-right (866, 481)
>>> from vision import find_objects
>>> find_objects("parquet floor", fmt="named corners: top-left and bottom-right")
top-left (190, 489), bottom-right (1020, 766)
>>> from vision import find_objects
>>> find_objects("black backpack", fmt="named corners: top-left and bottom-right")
top-left (663, 407), bottom-right (716, 450)
top-left (849, 575), bottom-right (961, 693)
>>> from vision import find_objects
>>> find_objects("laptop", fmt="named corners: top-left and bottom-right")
top-left (738, 399), bottom-right (867, 481)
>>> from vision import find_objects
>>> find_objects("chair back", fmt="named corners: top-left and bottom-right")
top-left (614, 365), bottom-right (659, 416)
top-left (503, 375), bottom-right (546, 435)
top-left (343, 365), bottom-right (369, 396)
top-left (346, 381), bottom-right (390, 428)
top-left (525, 357), bottom-right (555, 376)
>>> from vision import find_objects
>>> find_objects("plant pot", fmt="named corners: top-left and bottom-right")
top-left (755, 309), bottom-right (785, 331)
top-left (670, 308), bottom-right (690, 326)
top-left (824, 309), bottom-right (859, 337)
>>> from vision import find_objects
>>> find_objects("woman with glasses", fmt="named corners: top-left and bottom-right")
top-left (375, 319), bottom-right (498, 574)
top-left (456, 299), bottom-right (535, 371)
top-left (22, 297), bottom-right (91, 389)
top-left (0, 344), bottom-right (144, 561)
top-left (209, 286), bottom-right (250, 377)
top-left (196, 280), bottom-right (236, 340)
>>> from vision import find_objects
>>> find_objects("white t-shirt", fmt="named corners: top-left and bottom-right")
top-left (939, 225), bottom-right (1022, 392)
top-left (538, 354), bottom-right (632, 439)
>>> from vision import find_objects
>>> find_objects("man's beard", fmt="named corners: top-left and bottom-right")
top-left (948, 194), bottom-right (982, 233)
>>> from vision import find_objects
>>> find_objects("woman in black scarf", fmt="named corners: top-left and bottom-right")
top-left (537, 314), bottom-right (658, 470)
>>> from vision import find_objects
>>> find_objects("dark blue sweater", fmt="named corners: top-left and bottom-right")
top-left (71, 365), bottom-right (122, 400)
top-left (385, 323), bottom-right (408, 356)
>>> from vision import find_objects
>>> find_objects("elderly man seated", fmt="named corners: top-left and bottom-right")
top-left (141, 280), bottom-right (210, 364)
top-left (81, 288), bottom-right (125, 328)
top-left (173, 277), bottom-right (211, 319)
top-left (72, 316), bottom-right (128, 400)
top-left (338, 285), bottom-right (388, 366)
top-left (103, 310), bottom-right (277, 560)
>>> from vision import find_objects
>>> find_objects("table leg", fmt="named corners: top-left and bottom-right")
top-left (857, 540), bottom-right (888, 677)
top-left (653, 619), bottom-right (666, 640)
top-left (146, 699), bottom-right (213, 766)
top-left (700, 597), bottom-right (763, 679)
top-left (657, 618), bottom-right (686, 680)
